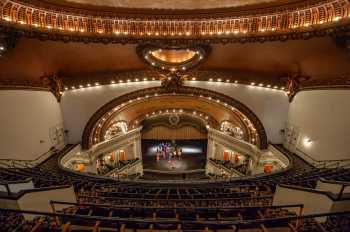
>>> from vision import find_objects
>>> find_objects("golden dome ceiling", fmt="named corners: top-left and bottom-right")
top-left (48, 0), bottom-right (279, 9)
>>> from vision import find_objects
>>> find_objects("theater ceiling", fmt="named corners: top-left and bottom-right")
top-left (0, 37), bottom-right (348, 87)
top-left (43, 0), bottom-right (281, 10)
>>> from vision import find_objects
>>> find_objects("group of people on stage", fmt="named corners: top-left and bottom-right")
top-left (155, 141), bottom-right (183, 168)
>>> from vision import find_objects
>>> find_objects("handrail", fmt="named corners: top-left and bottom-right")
top-left (77, 195), bottom-right (273, 203)
top-left (104, 158), bottom-right (140, 176)
top-left (0, 148), bottom-right (57, 168)
top-left (209, 158), bottom-right (246, 176)
top-left (143, 168), bottom-right (205, 174)
top-left (0, 207), bottom-right (349, 227)
top-left (295, 148), bottom-right (350, 169)
top-left (278, 183), bottom-right (350, 201)
top-left (0, 185), bottom-right (72, 200)
top-left (51, 200), bottom-right (301, 211)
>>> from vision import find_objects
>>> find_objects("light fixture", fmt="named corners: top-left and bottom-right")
top-left (303, 137), bottom-right (313, 147)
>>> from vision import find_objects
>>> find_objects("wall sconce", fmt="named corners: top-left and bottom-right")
top-left (303, 137), bottom-right (313, 147)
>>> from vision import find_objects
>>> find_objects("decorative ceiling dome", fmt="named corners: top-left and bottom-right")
top-left (45, 0), bottom-right (280, 10)
top-left (138, 45), bottom-right (209, 71)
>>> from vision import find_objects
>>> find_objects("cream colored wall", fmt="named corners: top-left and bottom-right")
top-left (0, 198), bottom-right (19, 209)
top-left (61, 82), bottom-right (289, 145)
top-left (316, 180), bottom-right (350, 194)
top-left (17, 186), bottom-right (76, 213)
top-left (61, 81), bottom-right (160, 144)
top-left (287, 90), bottom-right (350, 161)
top-left (273, 185), bottom-right (333, 215)
top-left (0, 90), bottom-right (64, 160)
top-left (186, 82), bottom-right (289, 144)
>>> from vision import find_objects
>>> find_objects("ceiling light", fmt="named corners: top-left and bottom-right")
top-left (111, 80), bottom-right (115, 84)
top-left (95, 82), bottom-right (99, 86)
top-left (251, 82), bottom-right (256, 86)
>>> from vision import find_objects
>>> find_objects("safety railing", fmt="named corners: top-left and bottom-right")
top-left (0, 149), bottom-right (57, 168)
top-left (0, 207), bottom-right (349, 231)
top-left (104, 158), bottom-right (141, 177)
top-left (295, 148), bottom-right (350, 169)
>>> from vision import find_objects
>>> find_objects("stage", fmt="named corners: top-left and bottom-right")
top-left (141, 139), bottom-right (207, 179)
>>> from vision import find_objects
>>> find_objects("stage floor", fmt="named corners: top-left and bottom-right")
top-left (141, 140), bottom-right (207, 179)
top-left (143, 154), bottom-right (206, 171)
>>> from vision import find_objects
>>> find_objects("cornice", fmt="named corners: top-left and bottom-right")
top-left (1, 70), bottom-right (349, 97)
top-left (0, 0), bottom-right (349, 43)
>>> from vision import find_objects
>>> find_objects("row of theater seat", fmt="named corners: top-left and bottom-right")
top-left (0, 145), bottom-right (350, 231)
top-left (1, 207), bottom-right (349, 232)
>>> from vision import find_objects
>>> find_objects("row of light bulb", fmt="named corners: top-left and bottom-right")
top-left (93, 92), bottom-right (258, 141)
top-left (3, 13), bottom-right (346, 37)
top-left (64, 78), bottom-right (285, 91)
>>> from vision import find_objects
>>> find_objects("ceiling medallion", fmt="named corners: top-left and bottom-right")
top-left (137, 44), bottom-right (210, 72)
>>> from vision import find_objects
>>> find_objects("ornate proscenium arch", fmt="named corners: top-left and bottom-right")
top-left (81, 86), bottom-right (268, 150)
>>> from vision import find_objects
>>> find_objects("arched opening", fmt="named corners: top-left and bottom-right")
top-left (82, 86), bottom-right (268, 150)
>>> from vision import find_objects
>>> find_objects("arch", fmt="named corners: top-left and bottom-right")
top-left (82, 86), bottom-right (268, 150)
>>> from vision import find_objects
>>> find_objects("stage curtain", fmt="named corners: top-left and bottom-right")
top-left (142, 126), bottom-right (207, 140)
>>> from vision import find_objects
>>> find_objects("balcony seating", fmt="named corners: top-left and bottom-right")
top-left (0, 206), bottom-right (349, 232)
top-left (0, 144), bottom-right (350, 232)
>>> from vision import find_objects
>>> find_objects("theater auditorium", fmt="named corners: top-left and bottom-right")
top-left (0, 0), bottom-right (349, 231)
